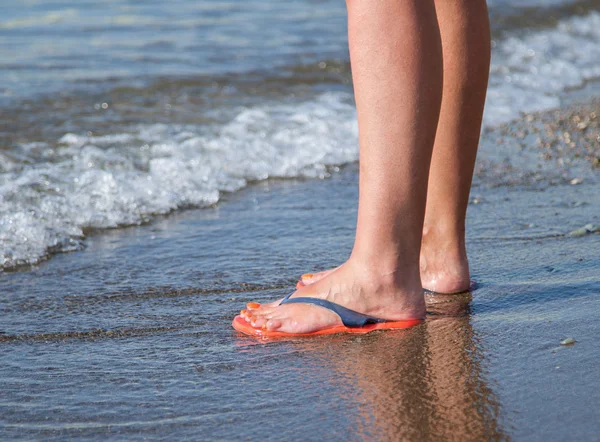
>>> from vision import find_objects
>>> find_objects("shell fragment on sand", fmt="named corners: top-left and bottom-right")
top-left (568, 224), bottom-right (600, 237)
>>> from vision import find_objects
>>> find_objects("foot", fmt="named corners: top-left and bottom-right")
top-left (419, 225), bottom-right (471, 293)
top-left (419, 254), bottom-right (471, 294)
top-left (240, 259), bottom-right (425, 334)
top-left (298, 247), bottom-right (471, 294)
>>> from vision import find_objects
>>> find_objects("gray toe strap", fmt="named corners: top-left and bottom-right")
top-left (280, 294), bottom-right (385, 327)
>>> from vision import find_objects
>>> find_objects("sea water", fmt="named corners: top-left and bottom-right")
top-left (1, 0), bottom-right (600, 270)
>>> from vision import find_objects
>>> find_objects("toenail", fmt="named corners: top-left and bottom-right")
top-left (247, 302), bottom-right (260, 309)
top-left (262, 323), bottom-right (268, 330)
top-left (302, 273), bottom-right (313, 279)
top-left (240, 309), bottom-right (247, 316)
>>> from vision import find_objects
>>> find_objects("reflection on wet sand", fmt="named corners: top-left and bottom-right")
top-left (316, 292), bottom-right (510, 441)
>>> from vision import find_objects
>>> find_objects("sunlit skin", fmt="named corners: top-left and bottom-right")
top-left (241, 0), bottom-right (490, 334)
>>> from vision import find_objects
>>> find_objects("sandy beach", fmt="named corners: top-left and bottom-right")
top-left (2, 94), bottom-right (600, 439)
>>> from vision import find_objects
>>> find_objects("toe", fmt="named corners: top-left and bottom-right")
top-left (300, 269), bottom-right (336, 286)
top-left (253, 305), bottom-right (277, 315)
top-left (300, 273), bottom-right (314, 283)
top-left (262, 298), bottom-right (284, 308)
top-left (243, 303), bottom-right (276, 319)
top-left (250, 315), bottom-right (268, 329)
top-left (248, 308), bottom-right (276, 328)
top-left (264, 319), bottom-right (282, 331)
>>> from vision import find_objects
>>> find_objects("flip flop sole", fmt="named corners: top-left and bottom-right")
top-left (232, 315), bottom-right (422, 338)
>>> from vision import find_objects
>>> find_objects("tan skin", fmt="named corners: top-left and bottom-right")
top-left (241, 0), bottom-right (491, 334)
top-left (298, 0), bottom-right (491, 294)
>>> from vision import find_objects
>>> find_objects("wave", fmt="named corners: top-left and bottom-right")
top-left (0, 93), bottom-right (358, 269)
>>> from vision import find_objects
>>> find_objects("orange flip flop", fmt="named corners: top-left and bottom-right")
top-left (232, 293), bottom-right (423, 338)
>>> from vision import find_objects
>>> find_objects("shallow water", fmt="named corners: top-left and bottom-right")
top-left (2, 0), bottom-right (600, 439)
top-left (2, 164), bottom-right (599, 440)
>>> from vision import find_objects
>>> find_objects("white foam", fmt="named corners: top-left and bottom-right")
top-left (485, 11), bottom-right (600, 124)
top-left (0, 93), bottom-right (359, 268)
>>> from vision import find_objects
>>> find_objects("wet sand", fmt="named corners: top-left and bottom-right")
top-left (2, 96), bottom-right (600, 440)
top-left (475, 95), bottom-right (600, 187)
top-left (2, 0), bottom-right (600, 438)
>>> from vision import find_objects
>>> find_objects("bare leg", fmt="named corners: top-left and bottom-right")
top-left (420, 0), bottom-right (490, 293)
top-left (242, 0), bottom-right (443, 333)
top-left (298, 0), bottom-right (491, 294)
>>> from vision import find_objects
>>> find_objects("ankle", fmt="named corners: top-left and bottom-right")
top-left (420, 223), bottom-right (471, 293)
top-left (422, 222), bottom-right (467, 258)
top-left (346, 254), bottom-right (423, 294)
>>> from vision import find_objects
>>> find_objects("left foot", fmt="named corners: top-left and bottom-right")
top-left (239, 259), bottom-right (425, 334)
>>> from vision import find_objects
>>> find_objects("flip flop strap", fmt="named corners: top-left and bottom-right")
top-left (280, 293), bottom-right (385, 327)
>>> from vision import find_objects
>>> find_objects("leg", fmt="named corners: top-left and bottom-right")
top-left (241, 0), bottom-right (443, 333)
top-left (420, 0), bottom-right (491, 293)
top-left (298, 0), bottom-right (491, 294)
